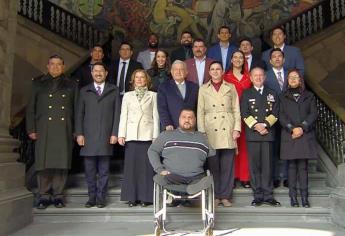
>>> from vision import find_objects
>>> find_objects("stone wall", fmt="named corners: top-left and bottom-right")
top-left (0, 1), bottom-right (33, 235)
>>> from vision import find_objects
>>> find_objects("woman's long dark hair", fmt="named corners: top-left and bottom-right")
top-left (229, 50), bottom-right (246, 74)
top-left (287, 69), bottom-right (305, 93)
top-left (149, 49), bottom-right (171, 75)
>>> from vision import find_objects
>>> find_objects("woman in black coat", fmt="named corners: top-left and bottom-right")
top-left (279, 69), bottom-right (318, 208)
top-left (147, 49), bottom-right (171, 91)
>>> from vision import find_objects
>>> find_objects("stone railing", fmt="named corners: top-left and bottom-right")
top-left (270, 0), bottom-right (345, 44)
top-left (17, 0), bottom-right (108, 49)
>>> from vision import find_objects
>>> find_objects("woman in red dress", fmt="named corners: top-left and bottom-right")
top-left (223, 50), bottom-right (252, 188)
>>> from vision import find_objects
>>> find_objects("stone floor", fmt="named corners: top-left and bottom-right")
top-left (10, 222), bottom-right (345, 236)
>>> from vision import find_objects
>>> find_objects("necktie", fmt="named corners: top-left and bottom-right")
top-left (119, 61), bottom-right (126, 93)
top-left (258, 88), bottom-right (262, 95)
top-left (177, 83), bottom-right (185, 99)
top-left (96, 86), bottom-right (102, 96)
top-left (277, 71), bottom-right (284, 90)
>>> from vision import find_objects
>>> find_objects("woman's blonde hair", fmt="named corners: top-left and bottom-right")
top-left (129, 69), bottom-right (152, 90)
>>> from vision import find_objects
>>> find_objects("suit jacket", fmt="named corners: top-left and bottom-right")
top-left (249, 55), bottom-right (266, 71)
top-left (118, 90), bottom-right (160, 141)
top-left (75, 82), bottom-right (121, 156)
top-left (262, 45), bottom-right (305, 75)
top-left (264, 68), bottom-right (288, 95)
top-left (240, 87), bottom-right (279, 142)
top-left (197, 81), bottom-right (241, 149)
top-left (170, 46), bottom-right (193, 62)
top-left (137, 49), bottom-right (154, 70)
top-left (157, 79), bottom-right (199, 128)
top-left (109, 58), bottom-right (143, 92)
top-left (185, 57), bottom-right (214, 86)
top-left (206, 43), bottom-right (237, 71)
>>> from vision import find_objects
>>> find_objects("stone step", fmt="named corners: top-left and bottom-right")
top-left (64, 186), bottom-right (331, 207)
top-left (33, 202), bottom-right (331, 224)
top-left (66, 171), bottom-right (327, 188)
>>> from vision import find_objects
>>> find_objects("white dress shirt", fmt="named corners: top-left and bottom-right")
top-left (117, 58), bottom-right (130, 94)
top-left (94, 82), bottom-right (105, 94)
top-left (195, 56), bottom-right (206, 86)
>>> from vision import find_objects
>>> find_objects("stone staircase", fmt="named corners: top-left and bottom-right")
top-left (32, 160), bottom-right (332, 226)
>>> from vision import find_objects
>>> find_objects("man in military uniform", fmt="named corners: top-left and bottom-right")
top-left (26, 55), bottom-right (78, 209)
top-left (240, 67), bottom-right (281, 207)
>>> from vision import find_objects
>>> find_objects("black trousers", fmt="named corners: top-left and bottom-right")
top-left (247, 141), bottom-right (273, 201)
top-left (37, 169), bottom-right (68, 201)
top-left (84, 156), bottom-right (110, 203)
top-left (288, 159), bottom-right (308, 198)
top-left (272, 127), bottom-right (288, 180)
top-left (208, 149), bottom-right (235, 199)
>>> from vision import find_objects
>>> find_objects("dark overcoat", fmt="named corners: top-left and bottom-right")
top-left (240, 87), bottom-right (279, 142)
top-left (157, 79), bottom-right (199, 128)
top-left (279, 89), bottom-right (318, 160)
top-left (26, 74), bottom-right (78, 171)
top-left (75, 82), bottom-right (120, 156)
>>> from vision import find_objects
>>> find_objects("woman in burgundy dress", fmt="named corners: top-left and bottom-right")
top-left (223, 50), bottom-right (252, 188)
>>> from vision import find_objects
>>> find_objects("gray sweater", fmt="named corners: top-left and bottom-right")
top-left (148, 128), bottom-right (215, 177)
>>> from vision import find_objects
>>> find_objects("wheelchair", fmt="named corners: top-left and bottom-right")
top-left (153, 171), bottom-right (215, 236)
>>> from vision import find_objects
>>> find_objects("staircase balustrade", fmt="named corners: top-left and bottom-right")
top-left (17, 0), bottom-right (107, 49)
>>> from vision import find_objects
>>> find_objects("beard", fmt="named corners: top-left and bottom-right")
top-left (149, 42), bottom-right (158, 49)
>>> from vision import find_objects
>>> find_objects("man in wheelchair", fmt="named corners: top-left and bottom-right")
top-left (148, 108), bottom-right (215, 203)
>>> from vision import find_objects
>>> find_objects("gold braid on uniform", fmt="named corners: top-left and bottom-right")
top-left (244, 116), bottom-right (258, 128)
top-left (265, 114), bottom-right (278, 127)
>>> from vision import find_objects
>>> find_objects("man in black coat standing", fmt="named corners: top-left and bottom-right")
top-left (241, 67), bottom-right (280, 207)
top-left (76, 62), bottom-right (121, 208)
top-left (108, 42), bottom-right (142, 97)
top-left (170, 31), bottom-right (194, 63)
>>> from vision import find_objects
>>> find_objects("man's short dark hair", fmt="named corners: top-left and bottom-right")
top-left (239, 37), bottom-right (252, 46)
top-left (270, 26), bottom-right (286, 36)
top-left (92, 61), bottom-right (108, 71)
top-left (48, 54), bottom-right (64, 64)
top-left (218, 25), bottom-right (231, 34)
top-left (180, 31), bottom-right (193, 38)
top-left (193, 38), bottom-right (206, 46)
top-left (92, 44), bottom-right (103, 51)
top-left (180, 107), bottom-right (196, 116)
top-left (120, 41), bottom-right (133, 50)
top-left (269, 48), bottom-right (285, 58)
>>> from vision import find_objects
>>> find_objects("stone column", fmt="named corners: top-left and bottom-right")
top-left (330, 163), bottom-right (345, 228)
top-left (0, 1), bottom-right (33, 235)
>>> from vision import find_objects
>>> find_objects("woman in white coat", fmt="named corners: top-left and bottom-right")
top-left (118, 69), bottom-right (160, 207)
top-left (197, 61), bottom-right (241, 207)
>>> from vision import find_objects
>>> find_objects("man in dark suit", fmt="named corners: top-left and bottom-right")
top-left (206, 26), bottom-right (237, 71)
top-left (265, 48), bottom-right (289, 188)
top-left (76, 62), bottom-right (121, 208)
top-left (262, 26), bottom-right (305, 75)
top-left (26, 55), bottom-right (78, 209)
top-left (157, 60), bottom-right (199, 130)
top-left (185, 39), bottom-right (214, 86)
top-left (239, 38), bottom-right (265, 71)
top-left (109, 42), bottom-right (143, 96)
top-left (170, 31), bottom-right (194, 63)
top-left (73, 45), bottom-right (107, 88)
top-left (241, 67), bottom-right (280, 207)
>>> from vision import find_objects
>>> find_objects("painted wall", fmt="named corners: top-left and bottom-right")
top-left (50, 0), bottom-right (320, 48)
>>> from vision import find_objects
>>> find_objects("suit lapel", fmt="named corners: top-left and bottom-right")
top-left (170, 80), bottom-right (184, 100)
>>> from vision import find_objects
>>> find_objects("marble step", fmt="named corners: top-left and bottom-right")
top-left (33, 202), bottom-right (331, 224)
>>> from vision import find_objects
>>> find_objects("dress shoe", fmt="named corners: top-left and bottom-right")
top-left (141, 202), bottom-right (152, 207)
top-left (85, 201), bottom-right (96, 208)
top-left (301, 197), bottom-right (310, 208)
top-left (53, 199), bottom-right (65, 208)
top-left (97, 202), bottom-right (106, 208)
top-left (283, 179), bottom-right (289, 188)
top-left (264, 198), bottom-right (281, 206)
top-left (221, 199), bottom-right (232, 207)
top-left (273, 179), bottom-right (281, 188)
top-left (215, 199), bottom-right (220, 207)
top-left (290, 197), bottom-right (299, 207)
top-left (251, 199), bottom-right (263, 206)
top-left (128, 201), bottom-right (137, 207)
top-left (241, 181), bottom-right (251, 188)
top-left (37, 199), bottom-right (50, 209)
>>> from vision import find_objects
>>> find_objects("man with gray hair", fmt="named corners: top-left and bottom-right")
top-left (157, 60), bottom-right (199, 130)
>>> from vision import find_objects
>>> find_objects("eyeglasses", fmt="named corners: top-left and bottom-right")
top-left (288, 76), bottom-right (300, 80)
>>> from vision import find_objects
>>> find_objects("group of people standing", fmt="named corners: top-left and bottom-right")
top-left (26, 24), bottom-right (317, 211)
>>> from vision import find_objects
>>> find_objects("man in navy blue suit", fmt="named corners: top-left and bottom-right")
top-left (262, 26), bottom-right (304, 75)
top-left (157, 60), bottom-right (199, 130)
top-left (264, 48), bottom-right (289, 189)
top-left (207, 26), bottom-right (237, 71)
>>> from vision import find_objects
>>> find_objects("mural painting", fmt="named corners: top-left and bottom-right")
top-left (50, 0), bottom-right (320, 49)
